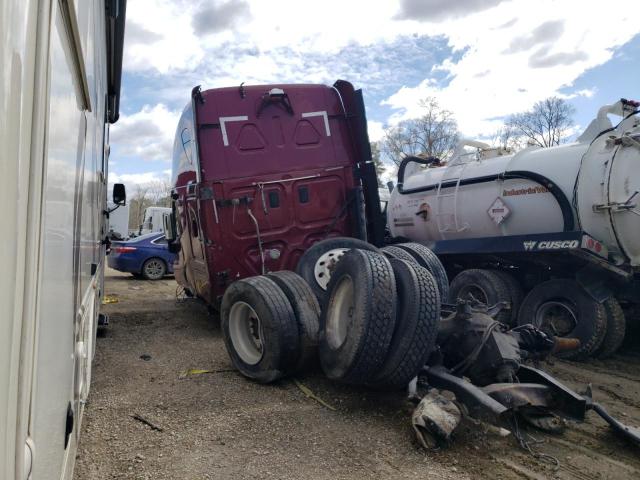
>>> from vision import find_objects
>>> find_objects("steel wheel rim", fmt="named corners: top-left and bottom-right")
top-left (228, 301), bottom-right (264, 365)
top-left (536, 300), bottom-right (577, 336)
top-left (326, 274), bottom-right (354, 349)
top-left (314, 248), bottom-right (349, 290)
top-left (458, 283), bottom-right (489, 305)
top-left (144, 259), bottom-right (164, 279)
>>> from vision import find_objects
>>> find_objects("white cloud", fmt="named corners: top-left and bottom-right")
top-left (560, 88), bottom-right (597, 100)
top-left (110, 171), bottom-right (169, 186)
top-left (110, 103), bottom-right (180, 163)
top-left (380, 162), bottom-right (399, 187)
top-left (116, 0), bottom-right (640, 184)
top-left (192, 0), bottom-right (252, 36)
top-left (368, 121), bottom-right (385, 142)
top-left (395, 0), bottom-right (505, 22)
top-left (124, 1), bottom-right (204, 73)
top-left (108, 171), bottom-right (172, 200)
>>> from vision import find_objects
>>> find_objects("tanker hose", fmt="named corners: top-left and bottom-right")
top-left (397, 155), bottom-right (441, 194)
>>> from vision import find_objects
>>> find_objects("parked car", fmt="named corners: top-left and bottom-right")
top-left (108, 232), bottom-right (176, 280)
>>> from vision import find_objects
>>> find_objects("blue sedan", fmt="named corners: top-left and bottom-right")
top-left (107, 232), bottom-right (176, 280)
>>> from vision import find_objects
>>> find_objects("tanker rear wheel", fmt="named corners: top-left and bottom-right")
top-left (594, 297), bottom-right (626, 359)
top-left (491, 270), bottom-right (524, 326)
top-left (517, 279), bottom-right (607, 360)
top-left (449, 269), bottom-right (513, 325)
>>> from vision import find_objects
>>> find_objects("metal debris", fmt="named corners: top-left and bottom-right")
top-left (412, 390), bottom-right (462, 450)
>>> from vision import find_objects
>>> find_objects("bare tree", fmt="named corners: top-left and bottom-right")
top-left (489, 125), bottom-right (522, 152)
top-left (129, 184), bottom-right (152, 231)
top-left (382, 97), bottom-right (459, 165)
top-left (506, 97), bottom-right (575, 148)
top-left (370, 141), bottom-right (385, 187)
top-left (148, 178), bottom-right (172, 207)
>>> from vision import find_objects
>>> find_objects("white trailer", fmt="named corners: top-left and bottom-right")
top-left (139, 206), bottom-right (171, 235)
top-left (107, 201), bottom-right (130, 239)
top-left (0, 2), bottom-right (126, 479)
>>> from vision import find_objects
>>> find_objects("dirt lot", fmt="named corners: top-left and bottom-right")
top-left (74, 269), bottom-right (640, 480)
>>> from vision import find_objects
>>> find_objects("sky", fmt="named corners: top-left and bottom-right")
top-left (109, 0), bottom-right (640, 188)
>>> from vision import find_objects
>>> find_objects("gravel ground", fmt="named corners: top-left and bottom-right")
top-left (74, 269), bottom-right (640, 480)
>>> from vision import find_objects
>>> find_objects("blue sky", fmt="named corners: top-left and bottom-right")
top-left (109, 0), bottom-right (639, 186)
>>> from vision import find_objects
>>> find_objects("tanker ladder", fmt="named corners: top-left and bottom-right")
top-left (435, 161), bottom-right (470, 237)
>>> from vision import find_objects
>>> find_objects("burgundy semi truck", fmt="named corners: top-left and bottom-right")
top-left (163, 82), bottom-right (640, 448)
top-left (167, 81), bottom-right (384, 305)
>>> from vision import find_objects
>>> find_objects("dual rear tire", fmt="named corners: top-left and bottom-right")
top-left (223, 243), bottom-right (445, 389)
top-left (221, 272), bottom-right (320, 383)
top-left (295, 237), bottom-right (381, 302)
top-left (319, 249), bottom-right (441, 389)
top-left (383, 243), bottom-right (449, 300)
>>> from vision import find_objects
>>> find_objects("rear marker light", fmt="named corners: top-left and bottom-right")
top-left (115, 246), bottom-right (137, 253)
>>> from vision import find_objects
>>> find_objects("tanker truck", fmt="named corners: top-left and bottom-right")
top-left (388, 99), bottom-right (640, 359)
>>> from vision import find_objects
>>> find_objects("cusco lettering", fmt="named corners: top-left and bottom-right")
top-left (523, 240), bottom-right (579, 251)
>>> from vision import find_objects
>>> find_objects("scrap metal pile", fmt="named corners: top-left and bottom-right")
top-left (219, 237), bottom-right (640, 450)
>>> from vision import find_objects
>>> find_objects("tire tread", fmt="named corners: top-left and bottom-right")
top-left (395, 242), bottom-right (449, 299)
top-left (373, 260), bottom-right (440, 389)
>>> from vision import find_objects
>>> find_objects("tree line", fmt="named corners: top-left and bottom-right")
top-left (374, 95), bottom-right (575, 172)
top-left (127, 179), bottom-right (172, 230)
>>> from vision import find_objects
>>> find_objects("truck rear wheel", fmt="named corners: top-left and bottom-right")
top-left (394, 243), bottom-right (449, 300)
top-left (370, 259), bottom-right (440, 390)
top-left (594, 298), bottom-right (626, 359)
top-left (221, 276), bottom-right (300, 383)
top-left (266, 270), bottom-right (320, 371)
top-left (517, 279), bottom-right (607, 359)
top-left (448, 269), bottom-right (514, 325)
top-left (296, 237), bottom-right (381, 301)
top-left (319, 249), bottom-right (397, 383)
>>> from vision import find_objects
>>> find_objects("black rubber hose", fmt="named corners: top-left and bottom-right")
top-left (396, 156), bottom-right (441, 194)
top-left (500, 170), bottom-right (575, 231)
